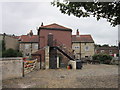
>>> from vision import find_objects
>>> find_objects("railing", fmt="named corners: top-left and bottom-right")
top-left (53, 39), bottom-right (75, 60)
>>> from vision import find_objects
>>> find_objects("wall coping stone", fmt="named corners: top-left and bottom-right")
top-left (0, 57), bottom-right (23, 61)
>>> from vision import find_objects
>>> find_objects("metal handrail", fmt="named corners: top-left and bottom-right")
top-left (53, 39), bottom-right (75, 59)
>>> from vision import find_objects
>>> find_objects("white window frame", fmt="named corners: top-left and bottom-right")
top-left (34, 44), bottom-right (38, 49)
top-left (25, 44), bottom-right (30, 49)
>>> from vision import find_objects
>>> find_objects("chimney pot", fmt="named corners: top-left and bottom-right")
top-left (41, 22), bottom-right (43, 26)
top-left (76, 29), bottom-right (79, 35)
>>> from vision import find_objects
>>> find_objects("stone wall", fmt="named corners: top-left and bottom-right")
top-left (45, 46), bottom-right (49, 69)
top-left (72, 42), bottom-right (95, 59)
top-left (19, 43), bottom-right (38, 57)
top-left (1, 57), bottom-right (23, 80)
top-left (68, 60), bottom-right (76, 70)
top-left (81, 43), bottom-right (95, 58)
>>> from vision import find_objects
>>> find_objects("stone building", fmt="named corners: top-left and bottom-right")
top-left (72, 30), bottom-right (95, 59)
top-left (18, 30), bottom-right (39, 57)
top-left (0, 33), bottom-right (19, 50)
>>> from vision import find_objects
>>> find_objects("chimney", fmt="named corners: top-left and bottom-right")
top-left (27, 30), bottom-right (33, 36)
top-left (76, 29), bottom-right (79, 35)
top-left (41, 22), bottom-right (43, 26)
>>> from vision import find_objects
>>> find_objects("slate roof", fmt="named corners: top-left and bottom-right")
top-left (18, 35), bottom-right (39, 43)
top-left (72, 35), bottom-right (94, 43)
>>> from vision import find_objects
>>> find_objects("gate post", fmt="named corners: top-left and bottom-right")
top-left (45, 46), bottom-right (50, 69)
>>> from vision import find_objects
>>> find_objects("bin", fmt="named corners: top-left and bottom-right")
top-left (76, 60), bottom-right (82, 69)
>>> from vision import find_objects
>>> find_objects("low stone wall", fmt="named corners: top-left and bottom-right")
top-left (1, 57), bottom-right (23, 80)
top-left (68, 60), bottom-right (76, 70)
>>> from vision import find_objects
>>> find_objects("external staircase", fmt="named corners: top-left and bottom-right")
top-left (53, 39), bottom-right (75, 61)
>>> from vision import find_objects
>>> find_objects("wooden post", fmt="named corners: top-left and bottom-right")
top-left (22, 59), bottom-right (24, 77)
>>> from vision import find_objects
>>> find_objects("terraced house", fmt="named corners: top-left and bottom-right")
top-left (72, 30), bottom-right (95, 59)
top-left (32, 23), bottom-right (95, 69)
top-left (18, 30), bottom-right (39, 57)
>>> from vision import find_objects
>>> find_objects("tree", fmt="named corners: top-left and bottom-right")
top-left (51, 1), bottom-right (120, 27)
top-left (2, 48), bottom-right (23, 57)
top-left (2, 40), bottom-right (6, 51)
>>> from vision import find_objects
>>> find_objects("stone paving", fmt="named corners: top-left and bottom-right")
top-left (2, 64), bottom-right (118, 88)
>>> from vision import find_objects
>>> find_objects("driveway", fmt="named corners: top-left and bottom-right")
top-left (2, 64), bottom-right (118, 88)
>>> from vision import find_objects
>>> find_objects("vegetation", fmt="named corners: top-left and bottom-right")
top-left (2, 48), bottom-right (23, 57)
top-left (92, 54), bottom-right (113, 64)
top-left (1, 39), bottom-right (22, 57)
top-left (51, 1), bottom-right (120, 27)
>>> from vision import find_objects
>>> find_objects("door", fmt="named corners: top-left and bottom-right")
top-left (49, 47), bottom-right (57, 69)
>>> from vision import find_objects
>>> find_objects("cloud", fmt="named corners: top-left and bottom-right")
top-left (2, 2), bottom-right (118, 46)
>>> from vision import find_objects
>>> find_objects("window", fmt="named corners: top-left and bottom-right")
top-left (100, 50), bottom-right (104, 53)
top-left (26, 53), bottom-right (29, 56)
top-left (74, 46), bottom-right (79, 49)
top-left (85, 46), bottom-right (89, 51)
top-left (25, 44), bottom-right (30, 49)
top-left (109, 50), bottom-right (112, 53)
top-left (34, 44), bottom-right (38, 49)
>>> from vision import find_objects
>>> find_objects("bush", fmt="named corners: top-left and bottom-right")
top-left (2, 48), bottom-right (23, 57)
top-left (92, 54), bottom-right (112, 64)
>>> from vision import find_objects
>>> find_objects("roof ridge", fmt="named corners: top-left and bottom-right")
top-left (40, 23), bottom-right (71, 30)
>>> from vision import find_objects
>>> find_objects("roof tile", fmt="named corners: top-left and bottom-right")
top-left (19, 35), bottom-right (39, 43)
top-left (72, 35), bottom-right (94, 43)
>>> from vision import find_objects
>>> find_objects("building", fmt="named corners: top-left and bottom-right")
top-left (95, 46), bottom-right (119, 57)
top-left (18, 30), bottom-right (39, 57)
top-left (38, 23), bottom-right (72, 48)
top-left (33, 23), bottom-right (73, 69)
top-left (0, 33), bottom-right (19, 50)
top-left (72, 30), bottom-right (95, 59)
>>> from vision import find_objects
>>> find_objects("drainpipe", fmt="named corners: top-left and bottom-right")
top-left (31, 43), bottom-right (32, 57)
top-left (80, 42), bottom-right (81, 60)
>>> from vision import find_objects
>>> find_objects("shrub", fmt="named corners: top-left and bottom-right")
top-left (92, 54), bottom-right (112, 64)
top-left (2, 48), bottom-right (23, 57)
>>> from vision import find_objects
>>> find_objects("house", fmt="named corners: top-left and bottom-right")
top-left (33, 23), bottom-right (73, 69)
top-left (72, 30), bottom-right (95, 59)
top-left (18, 30), bottom-right (39, 57)
top-left (32, 23), bottom-right (95, 69)
top-left (95, 46), bottom-right (119, 57)
top-left (0, 33), bottom-right (19, 50)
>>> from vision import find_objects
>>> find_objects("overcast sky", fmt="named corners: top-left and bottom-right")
top-left (0, 2), bottom-right (118, 46)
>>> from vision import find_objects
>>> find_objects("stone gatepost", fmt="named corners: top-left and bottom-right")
top-left (45, 46), bottom-right (50, 69)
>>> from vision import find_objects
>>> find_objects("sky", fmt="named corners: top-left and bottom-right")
top-left (0, 2), bottom-right (119, 46)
